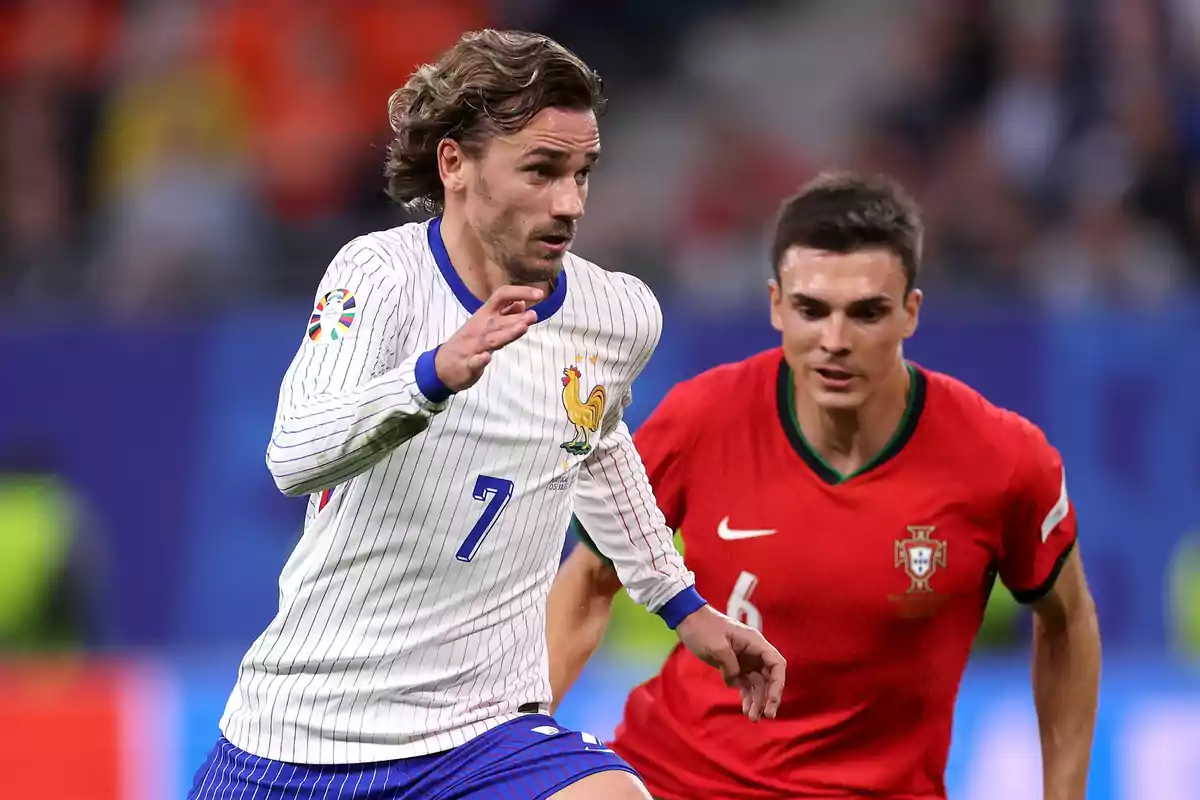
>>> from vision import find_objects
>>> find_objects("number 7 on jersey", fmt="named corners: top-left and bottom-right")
top-left (456, 474), bottom-right (514, 562)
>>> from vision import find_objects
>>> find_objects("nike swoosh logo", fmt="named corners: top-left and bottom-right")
top-left (716, 517), bottom-right (777, 540)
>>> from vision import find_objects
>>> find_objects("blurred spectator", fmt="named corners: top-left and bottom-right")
top-left (207, 0), bottom-right (488, 293)
top-left (1028, 131), bottom-right (1187, 309)
top-left (0, 0), bottom-right (115, 307)
top-left (982, 6), bottom-right (1067, 204)
top-left (1118, 80), bottom-right (1198, 272)
top-left (837, 0), bottom-right (1197, 302)
top-left (921, 118), bottom-right (1038, 294)
top-left (0, 0), bottom-right (1194, 316)
top-left (208, 2), bottom-right (371, 225)
top-left (0, 75), bottom-right (80, 303)
top-left (83, 3), bottom-right (260, 317)
top-left (0, 0), bottom-right (119, 88)
top-left (874, 0), bottom-right (1002, 161)
top-left (498, 0), bottom-right (758, 91)
top-left (668, 99), bottom-right (813, 305)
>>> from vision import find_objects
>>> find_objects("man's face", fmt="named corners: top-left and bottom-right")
top-left (769, 246), bottom-right (921, 410)
top-left (441, 107), bottom-right (599, 284)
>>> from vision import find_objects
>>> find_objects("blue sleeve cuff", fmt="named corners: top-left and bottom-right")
top-left (657, 586), bottom-right (707, 630)
top-left (415, 346), bottom-right (453, 403)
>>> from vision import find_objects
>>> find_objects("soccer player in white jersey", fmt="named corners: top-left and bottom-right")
top-left (188, 30), bottom-right (786, 800)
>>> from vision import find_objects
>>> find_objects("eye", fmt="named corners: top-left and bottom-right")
top-left (796, 305), bottom-right (827, 321)
top-left (575, 167), bottom-right (593, 184)
top-left (524, 164), bottom-right (554, 180)
top-left (851, 306), bottom-right (889, 323)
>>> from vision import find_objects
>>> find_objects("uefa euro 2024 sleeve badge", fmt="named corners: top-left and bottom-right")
top-left (308, 289), bottom-right (357, 343)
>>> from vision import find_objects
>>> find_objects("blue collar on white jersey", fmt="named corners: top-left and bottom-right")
top-left (427, 216), bottom-right (569, 322)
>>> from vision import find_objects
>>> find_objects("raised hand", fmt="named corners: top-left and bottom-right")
top-left (435, 285), bottom-right (544, 392)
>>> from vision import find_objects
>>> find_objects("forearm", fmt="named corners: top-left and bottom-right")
top-left (546, 549), bottom-right (622, 712)
top-left (1032, 604), bottom-right (1101, 800)
top-left (572, 428), bottom-right (701, 619)
top-left (267, 349), bottom-right (451, 496)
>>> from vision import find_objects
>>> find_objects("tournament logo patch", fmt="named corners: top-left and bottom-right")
top-left (308, 289), bottom-right (357, 342)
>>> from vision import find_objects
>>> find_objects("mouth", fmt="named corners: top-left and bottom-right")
top-left (813, 367), bottom-right (857, 389)
top-left (537, 234), bottom-right (572, 253)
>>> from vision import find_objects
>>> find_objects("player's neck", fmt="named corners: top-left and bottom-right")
top-left (795, 362), bottom-right (912, 475)
top-left (438, 211), bottom-right (555, 300)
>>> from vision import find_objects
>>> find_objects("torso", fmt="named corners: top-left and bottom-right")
top-left (223, 220), bottom-right (661, 763)
top-left (614, 349), bottom-right (1026, 800)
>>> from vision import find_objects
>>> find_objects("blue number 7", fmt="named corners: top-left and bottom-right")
top-left (456, 474), bottom-right (515, 562)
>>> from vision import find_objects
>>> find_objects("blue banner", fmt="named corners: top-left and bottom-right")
top-left (2, 304), bottom-right (1198, 649)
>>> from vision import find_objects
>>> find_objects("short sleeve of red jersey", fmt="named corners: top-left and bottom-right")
top-left (998, 420), bottom-right (1077, 603)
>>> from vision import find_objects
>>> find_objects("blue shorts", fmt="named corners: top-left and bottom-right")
top-left (187, 714), bottom-right (639, 799)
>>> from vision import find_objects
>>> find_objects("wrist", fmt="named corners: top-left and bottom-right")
top-left (415, 346), bottom-right (453, 402)
top-left (658, 586), bottom-right (707, 630)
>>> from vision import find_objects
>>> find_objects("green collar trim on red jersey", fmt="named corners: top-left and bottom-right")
top-left (776, 357), bottom-right (926, 485)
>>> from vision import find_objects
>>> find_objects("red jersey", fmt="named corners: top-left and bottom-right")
top-left (605, 349), bottom-right (1076, 799)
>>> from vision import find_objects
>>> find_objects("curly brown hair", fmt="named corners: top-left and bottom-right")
top-left (384, 30), bottom-right (606, 214)
top-left (772, 171), bottom-right (924, 294)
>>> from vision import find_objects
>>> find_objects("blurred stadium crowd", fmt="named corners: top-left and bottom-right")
top-left (1, 0), bottom-right (1196, 320)
top-left (1, 5), bottom-right (1198, 796)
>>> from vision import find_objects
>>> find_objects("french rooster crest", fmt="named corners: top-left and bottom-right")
top-left (560, 365), bottom-right (606, 456)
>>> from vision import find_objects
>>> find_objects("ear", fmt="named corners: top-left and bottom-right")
top-left (768, 279), bottom-right (784, 333)
top-left (437, 138), bottom-right (468, 195)
top-left (902, 288), bottom-right (923, 340)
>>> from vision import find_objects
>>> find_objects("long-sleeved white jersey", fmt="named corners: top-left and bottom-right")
top-left (219, 218), bottom-right (702, 764)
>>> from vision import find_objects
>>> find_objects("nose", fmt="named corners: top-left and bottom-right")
top-left (550, 180), bottom-right (585, 221)
top-left (819, 314), bottom-right (851, 355)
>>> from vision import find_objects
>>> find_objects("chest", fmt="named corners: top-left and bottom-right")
top-left (680, 435), bottom-right (1007, 629)
top-left (403, 304), bottom-right (638, 484)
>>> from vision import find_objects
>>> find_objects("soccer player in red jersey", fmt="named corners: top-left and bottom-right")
top-left (547, 172), bottom-right (1101, 799)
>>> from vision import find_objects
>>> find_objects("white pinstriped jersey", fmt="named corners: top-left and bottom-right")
top-left (219, 218), bottom-right (696, 764)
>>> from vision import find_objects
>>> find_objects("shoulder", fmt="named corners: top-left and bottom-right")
top-left (565, 252), bottom-right (663, 332)
top-left (565, 251), bottom-right (655, 298)
top-left (657, 348), bottom-right (782, 424)
top-left (326, 222), bottom-right (433, 289)
top-left (919, 367), bottom-right (1058, 475)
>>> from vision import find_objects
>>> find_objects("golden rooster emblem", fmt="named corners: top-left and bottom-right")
top-left (560, 365), bottom-right (606, 456)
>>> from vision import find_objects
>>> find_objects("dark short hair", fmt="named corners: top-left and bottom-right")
top-left (384, 30), bottom-right (606, 214)
top-left (771, 171), bottom-right (923, 293)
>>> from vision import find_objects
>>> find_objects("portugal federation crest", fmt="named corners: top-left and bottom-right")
top-left (894, 526), bottom-right (946, 593)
